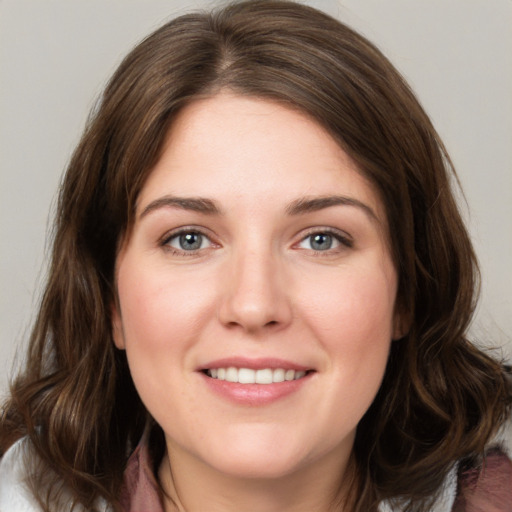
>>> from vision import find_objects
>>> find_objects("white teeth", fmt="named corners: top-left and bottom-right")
top-left (256, 368), bottom-right (273, 384)
top-left (225, 367), bottom-right (238, 382)
top-left (207, 367), bottom-right (308, 384)
top-left (273, 368), bottom-right (285, 383)
top-left (238, 368), bottom-right (256, 384)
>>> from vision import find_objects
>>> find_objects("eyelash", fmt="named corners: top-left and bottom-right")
top-left (159, 227), bottom-right (353, 256)
top-left (160, 227), bottom-right (215, 256)
top-left (296, 228), bottom-right (353, 254)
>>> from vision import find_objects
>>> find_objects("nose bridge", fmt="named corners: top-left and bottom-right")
top-left (219, 238), bottom-right (291, 332)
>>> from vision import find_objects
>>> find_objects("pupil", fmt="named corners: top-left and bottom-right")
top-left (311, 233), bottom-right (332, 250)
top-left (180, 232), bottom-right (202, 250)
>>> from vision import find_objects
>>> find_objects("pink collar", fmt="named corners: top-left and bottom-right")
top-left (119, 431), bottom-right (512, 512)
top-left (120, 433), bottom-right (164, 512)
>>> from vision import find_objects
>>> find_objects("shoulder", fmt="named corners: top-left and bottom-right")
top-left (0, 437), bottom-right (111, 512)
top-left (492, 408), bottom-right (512, 461)
top-left (453, 412), bottom-right (512, 512)
top-left (455, 450), bottom-right (512, 512)
top-left (380, 413), bottom-right (512, 512)
top-left (0, 437), bottom-right (43, 511)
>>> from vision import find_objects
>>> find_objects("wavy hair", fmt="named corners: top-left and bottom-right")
top-left (1, 1), bottom-right (510, 510)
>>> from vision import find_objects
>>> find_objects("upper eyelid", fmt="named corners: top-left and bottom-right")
top-left (296, 227), bottom-right (353, 244)
top-left (160, 226), bottom-right (215, 244)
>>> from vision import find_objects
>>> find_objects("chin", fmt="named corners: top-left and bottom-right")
top-left (210, 450), bottom-right (306, 480)
top-left (198, 428), bottom-right (320, 480)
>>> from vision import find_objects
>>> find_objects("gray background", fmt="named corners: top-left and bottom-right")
top-left (1, 0), bottom-right (511, 397)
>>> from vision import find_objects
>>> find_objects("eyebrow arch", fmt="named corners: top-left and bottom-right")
top-left (139, 196), bottom-right (222, 219)
top-left (286, 195), bottom-right (378, 221)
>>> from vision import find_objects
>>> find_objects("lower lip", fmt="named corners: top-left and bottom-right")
top-left (200, 372), bottom-right (312, 405)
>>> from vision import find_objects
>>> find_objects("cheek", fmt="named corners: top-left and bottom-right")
top-left (117, 261), bottom-right (215, 350)
top-left (299, 261), bottom-right (397, 343)
top-left (297, 261), bottom-right (396, 402)
top-left (115, 263), bottom-right (217, 421)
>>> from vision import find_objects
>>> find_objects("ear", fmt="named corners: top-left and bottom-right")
top-left (111, 300), bottom-right (126, 350)
top-left (392, 306), bottom-right (411, 341)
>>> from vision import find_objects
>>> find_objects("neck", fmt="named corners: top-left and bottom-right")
top-left (158, 442), bottom-right (356, 512)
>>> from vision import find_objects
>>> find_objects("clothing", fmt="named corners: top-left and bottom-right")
top-left (1, 422), bottom-right (511, 512)
top-left (0, 437), bottom-right (110, 512)
top-left (120, 432), bottom-right (512, 512)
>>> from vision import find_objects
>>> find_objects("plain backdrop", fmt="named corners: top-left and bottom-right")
top-left (1, 0), bottom-right (511, 397)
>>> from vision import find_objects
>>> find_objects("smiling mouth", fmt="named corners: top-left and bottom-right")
top-left (203, 367), bottom-right (312, 384)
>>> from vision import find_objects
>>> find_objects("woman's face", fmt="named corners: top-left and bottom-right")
top-left (113, 93), bottom-right (400, 481)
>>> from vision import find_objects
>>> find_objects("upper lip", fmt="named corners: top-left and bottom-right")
top-left (198, 357), bottom-right (312, 372)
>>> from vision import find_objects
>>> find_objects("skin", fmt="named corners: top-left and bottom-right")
top-left (112, 93), bottom-right (402, 512)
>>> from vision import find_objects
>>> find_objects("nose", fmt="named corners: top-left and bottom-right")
top-left (218, 247), bottom-right (293, 334)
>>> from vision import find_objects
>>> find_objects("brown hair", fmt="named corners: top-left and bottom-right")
top-left (1, 1), bottom-right (510, 511)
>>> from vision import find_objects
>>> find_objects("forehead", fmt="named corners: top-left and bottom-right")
top-left (137, 93), bottom-right (387, 224)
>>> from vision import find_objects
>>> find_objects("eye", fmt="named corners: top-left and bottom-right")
top-left (297, 230), bottom-right (352, 252)
top-left (163, 230), bottom-right (212, 253)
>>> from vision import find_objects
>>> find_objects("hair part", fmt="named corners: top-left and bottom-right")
top-left (1, 2), bottom-right (510, 511)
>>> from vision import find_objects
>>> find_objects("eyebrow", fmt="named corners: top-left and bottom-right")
top-left (139, 194), bottom-right (377, 222)
top-left (139, 196), bottom-right (222, 219)
top-left (286, 195), bottom-right (378, 221)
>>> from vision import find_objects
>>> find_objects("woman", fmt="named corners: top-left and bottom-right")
top-left (0, 1), bottom-right (510, 511)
